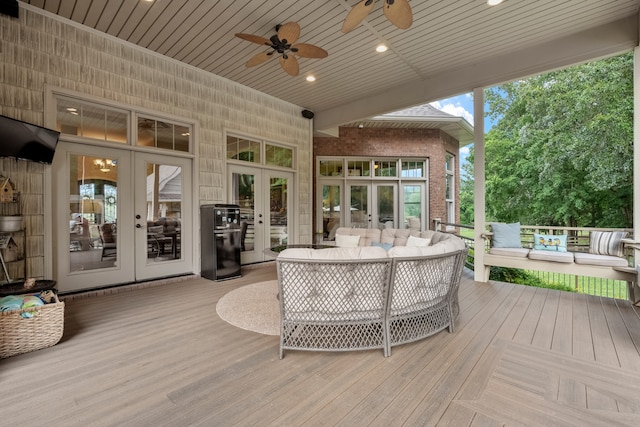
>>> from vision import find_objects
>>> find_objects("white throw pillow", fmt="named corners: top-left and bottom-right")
top-left (335, 234), bottom-right (360, 247)
top-left (407, 235), bottom-right (431, 247)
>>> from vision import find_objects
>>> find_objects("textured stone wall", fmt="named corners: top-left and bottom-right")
top-left (0, 8), bottom-right (313, 277)
top-left (0, 158), bottom-right (44, 279)
top-left (314, 127), bottom-right (461, 229)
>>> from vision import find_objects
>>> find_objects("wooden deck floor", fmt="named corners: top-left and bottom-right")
top-left (2, 264), bottom-right (640, 426)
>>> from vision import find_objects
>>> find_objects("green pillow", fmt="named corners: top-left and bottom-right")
top-left (490, 222), bottom-right (522, 248)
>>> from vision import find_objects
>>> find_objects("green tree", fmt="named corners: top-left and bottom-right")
top-left (459, 146), bottom-right (475, 225)
top-left (483, 52), bottom-right (633, 227)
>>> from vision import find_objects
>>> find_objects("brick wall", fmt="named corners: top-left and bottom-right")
top-left (314, 126), bottom-right (461, 230)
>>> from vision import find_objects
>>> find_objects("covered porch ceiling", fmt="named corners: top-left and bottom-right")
top-left (20, 0), bottom-right (640, 135)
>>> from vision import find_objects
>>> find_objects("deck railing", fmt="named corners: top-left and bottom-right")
top-left (433, 220), bottom-right (634, 300)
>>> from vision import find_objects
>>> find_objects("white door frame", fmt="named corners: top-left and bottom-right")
top-left (134, 152), bottom-right (193, 281)
top-left (228, 165), bottom-right (294, 264)
top-left (53, 143), bottom-right (194, 292)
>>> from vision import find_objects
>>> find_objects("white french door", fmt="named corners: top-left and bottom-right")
top-left (53, 142), bottom-right (193, 292)
top-left (228, 165), bottom-right (293, 264)
top-left (134, 152), bottom-right (193, 281)
top-left (347, 183), bottom-right (398, 229)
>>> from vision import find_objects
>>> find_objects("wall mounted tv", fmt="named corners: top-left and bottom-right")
top-left (0, 114), bottom-right (60, 164)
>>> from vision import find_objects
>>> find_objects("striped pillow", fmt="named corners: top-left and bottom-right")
top-left (589, 231), bottom-right (627, 258)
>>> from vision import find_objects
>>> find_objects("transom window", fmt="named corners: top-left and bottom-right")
top-left (401, 160), bottom-right (425, 178)
top-left (318, 158), bottom-right (425, 180)
top-left (54, 94), bottom-right (193, 153)
top-left (226, 134), bottom-right (294, 169)
top-left (137, 116), bottom-right (190, 152)
top-left (56, 97), bottom-right (128, 143)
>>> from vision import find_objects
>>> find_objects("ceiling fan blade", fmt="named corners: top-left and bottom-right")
top-left (383, 0), bottom-right (413, 30)
top-left (341, 0), bottom-right (376, 33)
top-left (277, 22), bottom-right (301, 44)
top-left (292, 43), bottom-right (328, 59)
top-left (245, 52), bottom-right (273, 67)
top-left (235, 33), bottom-right (271, 46)
top-left (279, 55), bottom-right (299, 76)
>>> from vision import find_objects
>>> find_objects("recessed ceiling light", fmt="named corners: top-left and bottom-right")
top-left (306, 75), bottom-right (316, 82)
top-left (487, 0), bottom-right (504, 6)
top-left (66, 107), bottom-right (77, 112)
top-left (376, 44), bottom-right (388, 53)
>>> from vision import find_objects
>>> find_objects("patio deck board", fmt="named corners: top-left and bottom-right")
top-left (551, 290), bottom-right (574, 354)
top-left (573, 291), bottom-right (597, 362)
top-left (587, 294), bottom-right (622, 366)
top-left (2, 264), bottom-right (640, 426)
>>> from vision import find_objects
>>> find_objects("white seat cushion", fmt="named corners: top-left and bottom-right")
top-left (528, 249), bottom-right (574, 263)
top-left (489, 247), bottom-right (530, 258)
top-left (573, 252), bottom-right (628, 267)
top-left (333, 227), bottom-right (381, 246)
top-left (278, 246), bottom-right (388, 260)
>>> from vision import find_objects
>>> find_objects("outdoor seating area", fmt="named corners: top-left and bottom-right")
top-left (481, 223), bottom-right (637, 287)
top-left (3, 1), bottom-right (640, 424)
top-left (276, 230), bottom-right (467, 357)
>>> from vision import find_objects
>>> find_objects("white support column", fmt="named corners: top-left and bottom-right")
top-left (473, 87), bottom-right (487, 282)
top-left (633, 46), bottom-right (640, 274)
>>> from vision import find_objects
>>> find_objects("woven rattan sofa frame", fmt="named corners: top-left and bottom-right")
top-left (276, 248), bottom-right (468, 358)
top-left (385, 248), bottom-right (468, 356)
top-left (277, 256), bottom-right (393, 358)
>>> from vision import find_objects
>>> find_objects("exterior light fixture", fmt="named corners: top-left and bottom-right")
top-left (306, 75), bottom-right (316, 82)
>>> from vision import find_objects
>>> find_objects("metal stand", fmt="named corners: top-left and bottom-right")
top-left (0, 252), bottom-right (10, 283)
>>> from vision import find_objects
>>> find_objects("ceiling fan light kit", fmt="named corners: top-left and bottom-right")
top-left (342, 0), bottom-right (413, 33)
top-left (235, 1), bottom-right (412, 77)
top-left (235, 22), bottom-right (328, 76)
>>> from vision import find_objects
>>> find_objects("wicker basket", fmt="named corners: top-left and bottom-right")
top-left (0, 292), bottom-right (64, 358)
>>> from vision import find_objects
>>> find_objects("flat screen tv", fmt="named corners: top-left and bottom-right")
top-left (0, 114), bottom-right (60, 164)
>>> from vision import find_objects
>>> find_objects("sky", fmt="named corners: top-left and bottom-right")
top-left (430, 92), bottom-right (496, 167)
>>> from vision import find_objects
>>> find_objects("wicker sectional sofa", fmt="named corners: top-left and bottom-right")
top-left (275, 229), bottom-right (467, 358)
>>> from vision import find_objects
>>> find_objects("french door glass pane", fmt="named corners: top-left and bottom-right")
top-left (231, 173), bottom-right (255, 252)
top-left (403, 184), bottom-right (422, 229)
top-left (377, 186), bottom-right (394, 227)
top-left (350, 185), bottom-right (368, 228)
top-left (269, 177), bottom-right (288, 246)
top-left (322, 184), bottom-right (341, 240)
top-left (145, 163), bottom-right (182, 263)
top-left (69, 154), bottom-right (118, 272)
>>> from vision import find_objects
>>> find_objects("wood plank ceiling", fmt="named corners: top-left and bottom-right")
top-left (20, 0), bottom-right (640, 133)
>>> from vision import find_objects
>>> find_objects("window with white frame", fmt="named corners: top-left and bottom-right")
top-left (54, 94), bottom-right (193, 153)
top-left (316, 157), bottom-right (428, 236)
top-left (226, 134), bottom-right (294, 169)
top-left (445, 153), bottom-right (455, 227)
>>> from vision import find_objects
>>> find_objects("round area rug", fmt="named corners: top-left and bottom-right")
top-left (216, 280), bottom-right (280, 336)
